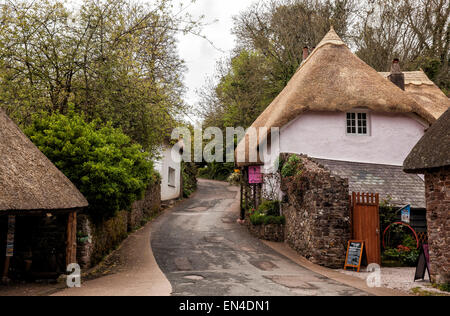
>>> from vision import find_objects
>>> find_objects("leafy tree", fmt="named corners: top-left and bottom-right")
top-left (25, 110), bottom-right (158, 221)
top-left (354, 0), bottom-right (449, 94)
top-left (200, 51), bottom-right (275, 129)
top-left (233, 0), bottom-right (354, 91)
top-left (0, 0), bottom-right (203, 151)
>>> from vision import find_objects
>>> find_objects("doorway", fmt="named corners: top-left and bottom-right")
top-left (351, 192), bottom-right (381, 265)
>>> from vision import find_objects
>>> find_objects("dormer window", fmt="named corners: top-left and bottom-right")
top-left (347, 112), bottom-right (369, 135)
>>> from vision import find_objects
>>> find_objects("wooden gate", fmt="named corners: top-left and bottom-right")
top-left (351, 192), bottom-right (381, 265)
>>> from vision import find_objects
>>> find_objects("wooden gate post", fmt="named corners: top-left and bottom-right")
top-left (66, 212), bottom-right (77, 267)
top-left (2, 215), bottom-right (15, 283)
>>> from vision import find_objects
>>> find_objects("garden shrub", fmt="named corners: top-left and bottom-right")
top-left (281, 155), bottom-right (303, 178)
top-left (250, 209), bottom-right (285, 226)
top-left (380, 198), bottom-right (421, 267)
top-left (182, 162), bottom-right (198, 198)
top-left (383, 247), bottom-right (420, 267)
top-left (258, 200), bottom-right (281, 217)
top-left (26, 111), bottom-right (157, 221)
top-left (382, 234), bottom-right (420, 266)
top-left (198, 161), bottom-right (235, 181)
top-left (437, 283), bottom-right (450, 292)
top-left (227, 171), bottom-right (241, 185)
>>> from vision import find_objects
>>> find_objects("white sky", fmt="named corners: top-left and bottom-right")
top-left (173, 0), bottom-right (257, 121)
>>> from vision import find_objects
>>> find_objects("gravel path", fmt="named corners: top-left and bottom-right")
top-left (339, 267), bottom-right (449, 296)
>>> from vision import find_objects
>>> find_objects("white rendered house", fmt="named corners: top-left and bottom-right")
top-left (154, 143), bottom-right (183, 201)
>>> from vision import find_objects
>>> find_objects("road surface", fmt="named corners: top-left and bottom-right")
top-left (151, 179), bottom-right (369, 296)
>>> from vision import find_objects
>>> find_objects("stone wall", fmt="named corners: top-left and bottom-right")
top-left (425, 167), bottom-right (449, 284)
top-left (77, 182), bottom-right (161, 269)
top-left (128, 183), bottom-right (161, 231)
top-left (247, 221), bottom-right (285, 242)
top-left (282, 155), bottom-right (351, 269)
top-left (77, 211), bottom-right (128, 269)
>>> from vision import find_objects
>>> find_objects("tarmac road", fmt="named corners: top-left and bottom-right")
top-left (151, 179), bottom-right (369, 296)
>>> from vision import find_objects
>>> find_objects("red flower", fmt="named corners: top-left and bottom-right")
top-left (397, 245), bottom-right (411, 252)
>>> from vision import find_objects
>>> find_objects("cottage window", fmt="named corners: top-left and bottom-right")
top-left (347, 112), bottom-right (369, 135)
top-left (168, 167), bottom-right (176, 187)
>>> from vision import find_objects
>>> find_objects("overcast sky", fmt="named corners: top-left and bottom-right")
top-left (173, 0), bottom-right (257, 121)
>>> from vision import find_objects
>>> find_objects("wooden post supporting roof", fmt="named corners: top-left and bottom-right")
top-left (2, 215), bottom-right (15, 283)
top-left (66, 212), bottom-right (77, 267)
top-left (2, 257), bottom-right (10, 283)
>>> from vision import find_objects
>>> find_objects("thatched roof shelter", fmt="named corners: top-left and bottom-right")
top-left (404, 108), bottom-right (450, 173)
top-left (236, 27), bottom-right (442, 167)
top-left (379, 71), bottom-right (449, 120)
top-left (0, 109), bottom-right (88, 214)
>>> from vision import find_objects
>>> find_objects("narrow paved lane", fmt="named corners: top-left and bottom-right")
top-left (151, 179), bottom-right (369, 296)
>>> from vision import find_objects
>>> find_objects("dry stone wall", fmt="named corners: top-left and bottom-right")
top-left (282, 155), bottom-right (351, 269)
top-left (77, 182), bottom-right (161, 269)
top-left (425, 167), bottom-right (449, 284)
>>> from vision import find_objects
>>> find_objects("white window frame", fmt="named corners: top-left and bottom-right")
top-left (346, 111), bottom-right (371, 136)
top-left (168, 167), bottom-right (176, 187)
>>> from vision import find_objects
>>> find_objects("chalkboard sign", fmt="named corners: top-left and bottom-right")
top-left (414, 244), bottom-right (431, 281)
top-left (344, 241), bottom-right (365, 272)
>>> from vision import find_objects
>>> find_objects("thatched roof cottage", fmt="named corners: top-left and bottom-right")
top-left (236, 27), bottom-right (448, 208)
top-left (0, 109), bottom-right (88, 281)
top-left (236, 28), bottom-right (449, 262)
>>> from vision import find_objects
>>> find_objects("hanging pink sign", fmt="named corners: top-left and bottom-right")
top-left (248, 166), bottom-right (263, 184)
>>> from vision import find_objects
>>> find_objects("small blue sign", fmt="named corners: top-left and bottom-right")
top-left (400, 205), bottom-right (411, 224)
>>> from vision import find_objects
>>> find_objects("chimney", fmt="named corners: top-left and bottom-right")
top-left (388, 58), bottom-right (405, 90)
top-left (302, 47), bottom-right (309, 61)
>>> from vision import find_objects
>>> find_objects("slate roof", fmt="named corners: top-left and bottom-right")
top-left (313, 158), bottom-right (426, 208)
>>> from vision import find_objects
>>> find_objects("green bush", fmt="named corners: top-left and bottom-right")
top-left (382, 221), bottom-right (420, 267)
top-left (197, 162), bottom-right (235, 181)
top-left (437, 283), bottom-right (450, 292)
top-left (281, 155), bottom-right (303, 178)
top-left (26, 111), bottom-right (157, 221)
top-left (383, 247), bottom-right (420, 267)
top-left (258, 200), bottom-right (281, 217)
top-left (250, 210), bottom-right (285, 226)
top-left (227, 171), bottom-right (241, 185)
top-left (249, 212), bottom-right (265, 225)
top-left (182, 162), bottom-right (198, 198)
top-left (264, 215), bottom-right (286, 225)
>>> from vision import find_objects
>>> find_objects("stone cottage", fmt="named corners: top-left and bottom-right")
top-left (404, 108), bottom-right (450, 285)
top-left (0, 109), bottom-right (88, 281)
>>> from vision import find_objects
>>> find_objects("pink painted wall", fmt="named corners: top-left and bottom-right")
top-left (263, 111), bottom-right (427, 169)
